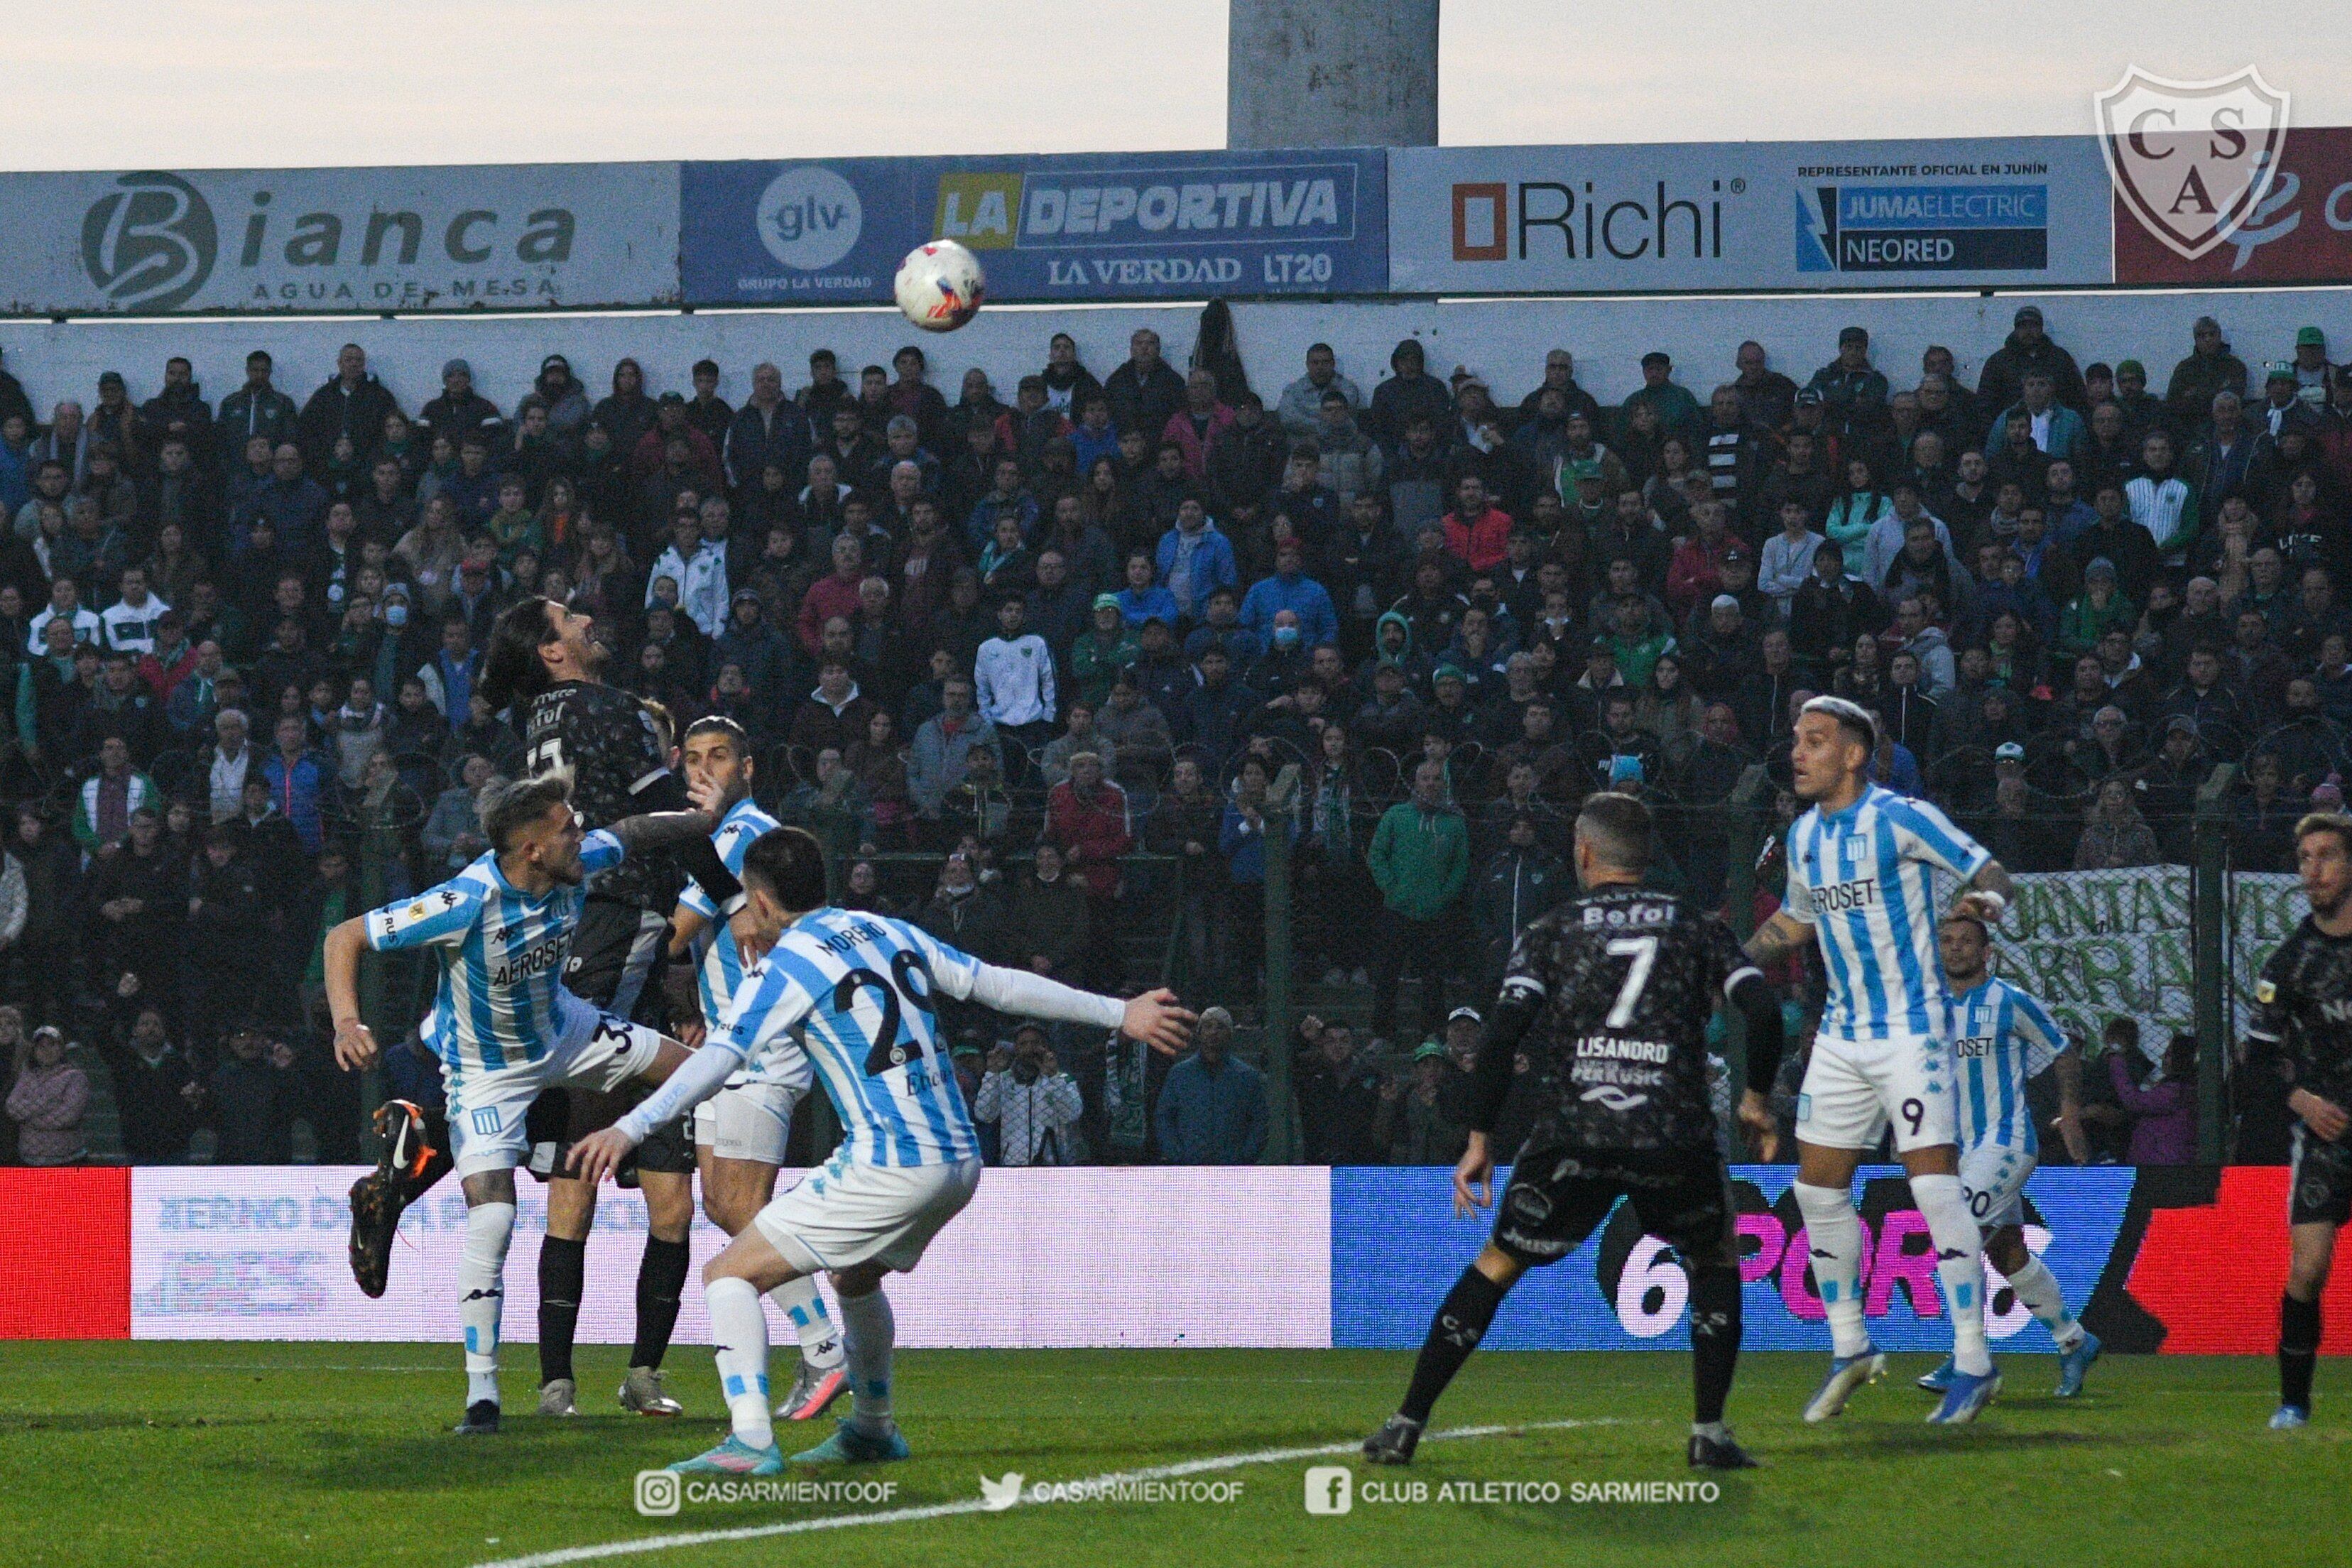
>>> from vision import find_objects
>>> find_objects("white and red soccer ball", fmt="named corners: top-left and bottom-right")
top-left (893, 239), bottom-right (986, 332)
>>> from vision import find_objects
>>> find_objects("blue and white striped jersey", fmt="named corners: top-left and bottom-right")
top-left (680, 798), bottom-right (780, 1025)
top-left (1781, 784), bottom-right (1991, 1041)
top-left (1944, 976), bottom-right (2067, 1153)
top-left (714, 907), bottom-right (986, 1167)
top-left (677, 799), bottom-right (805, 1093)
top-left (363, 830), bottom-right (626, 1077)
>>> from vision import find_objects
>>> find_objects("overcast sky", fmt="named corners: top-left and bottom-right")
top-left (1, 2), bottom-right (2343, 169)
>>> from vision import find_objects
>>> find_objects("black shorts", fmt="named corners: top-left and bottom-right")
top-left (565, 896), bottom-right (670, 1018)
top-left (2290, 1126), bottom-right (2352, 1228)
top-left (543, 895), bottom-right (695, 1178)
top-left (1491, 1145), bottom-right (1735, 1268)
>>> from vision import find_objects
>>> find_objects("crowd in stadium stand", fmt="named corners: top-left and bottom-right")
top-left (0, 303), bottom-right (2342, 1167)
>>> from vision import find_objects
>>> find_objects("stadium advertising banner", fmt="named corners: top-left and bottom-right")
top-left (1386, 137), bottom-right (2116, 295)
top-left (2113, 125), bottom-right (2352, 285)
top-left (913, 149), bottom-right (1388, 299)
top-left (677, 150), bottom-right (1388, 306)
top-left (1334, 1164), bottom-right (2352, 1356)
top-left (0, 164), bottom-right (680, 315)
top-left (119, 1165), bottom-right (1328, 1348)
top-left (4, 1162), bottom-right (2339, 1353)
top-left (678, 159), bottom-right (912, 307)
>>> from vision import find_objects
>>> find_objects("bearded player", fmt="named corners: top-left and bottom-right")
top-left (347, 595), bottom-right (750, 1420)
top-left (2245, 812), bottom-right (2352, 1430)
top-left (666, 715), bottom-right (849, 1422)
top-left (324, 773), bottom-right (717, 1434)
top-left (1741, 696), bottom-right (2018, 1425)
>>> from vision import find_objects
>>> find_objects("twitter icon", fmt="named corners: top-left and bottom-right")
top-left (979, 1473), bottom-right (1025, 1512)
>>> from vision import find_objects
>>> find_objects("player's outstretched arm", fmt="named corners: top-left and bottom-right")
top-left (322, 916), bottom-right (376, 1071)
top-left (962, 963), bottom-right (1197, 1057)
top-left (607, 805), bottom-right (721, 859)
top-left (570, 1033), bottom-right (748, 1185)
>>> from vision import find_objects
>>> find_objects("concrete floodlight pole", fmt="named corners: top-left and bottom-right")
top-left (1227, 0), bottom-right (1439, 149)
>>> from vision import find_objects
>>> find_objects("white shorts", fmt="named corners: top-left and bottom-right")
top-left (753, 1154), bottom-right (981, 1275)
top-left (442, 991), bottom-right (667, 1178)
top-left (1795, 1032), bottom-right (1957, 1154)
top-left (694, 1080), bottom-right (802, 1165)
top-left (1959, 1140), bottom-right (2035, 1232)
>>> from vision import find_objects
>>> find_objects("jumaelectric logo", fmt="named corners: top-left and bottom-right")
top-left (1797, 180), bottom-right (2050, 272)
top-left (81, 171), bottom-right (217, 310)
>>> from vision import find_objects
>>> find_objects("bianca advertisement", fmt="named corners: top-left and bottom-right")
top-left (0, 163), bottom-right (680, 314)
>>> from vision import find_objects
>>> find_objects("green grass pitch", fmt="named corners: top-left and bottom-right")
top-left (0, 1343), bottom-right (2341, 1568)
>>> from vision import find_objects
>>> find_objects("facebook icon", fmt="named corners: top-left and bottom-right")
top-left (1303, 1466), bottom-right (1353, 1515)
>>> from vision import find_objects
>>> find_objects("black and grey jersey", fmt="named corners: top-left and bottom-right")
top-left (1499, 884), bottom-right (1760, 1153)
top-left (523, 679), bottom-right (675, 909)
top-left (2250, 918), bottom-right (2352, 1113)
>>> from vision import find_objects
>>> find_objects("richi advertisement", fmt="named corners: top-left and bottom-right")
top-left (1387, 136), bottom-right (2113, 295)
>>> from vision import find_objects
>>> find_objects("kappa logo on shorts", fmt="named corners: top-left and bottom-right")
top-left (470, 1107), bottom-right (502, 1136)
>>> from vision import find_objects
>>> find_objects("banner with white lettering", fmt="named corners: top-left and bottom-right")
top-left (1970, 867), bottom-right (2304, 1057)
top-left (678, 150), bottom-right (1387, 306)
top-left (915, 149), bottom-right (1388, 300)
top-left (1387, 137), bottom-right (2114, 295)
top-left (0, 164), bottom-right (679, 314)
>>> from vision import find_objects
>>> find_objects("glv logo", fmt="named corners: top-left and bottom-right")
top-left (2096, 67), bottom-right (2290, 261)
top-left (756, 166), bottom-right (862, 272)
top-left (81, 171), bottom-right (217, 310)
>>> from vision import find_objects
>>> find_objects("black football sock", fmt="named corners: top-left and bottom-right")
top-left (1398, 1265), bottom-right (1508, 1425)
top-left (631, 1236), bottom-right (693, 1371)
top-left (537, 1235), bottom-right (587, 1386)
top-left (2281, 1290), bottom-right (2321, 1411)
top-left (1689, 1263), bottom-right (1744, 1427)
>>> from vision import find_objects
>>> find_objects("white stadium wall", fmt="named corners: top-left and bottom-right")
top-left (4, 283), bottom-right (2352, 442)
top-left (3, 285), bottom-right (2345, 437)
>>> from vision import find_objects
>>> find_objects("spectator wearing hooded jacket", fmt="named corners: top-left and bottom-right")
top-left (1977, 305), bottom-right (2087, 416)
top-left (1368, 339), bottom-right (1454, 457)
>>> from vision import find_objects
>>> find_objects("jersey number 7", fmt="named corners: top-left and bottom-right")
top-left (1604, 936), bottom-right (1658, 1029)
top-left (834, 951), bottom-right (939, 1076)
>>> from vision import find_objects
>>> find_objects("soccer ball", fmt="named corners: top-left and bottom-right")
top-left (893, 239), bottom-right (986, 332)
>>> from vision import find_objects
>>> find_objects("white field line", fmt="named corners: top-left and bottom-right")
top-left (471, 1416), bottom-right (1621, 1568)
